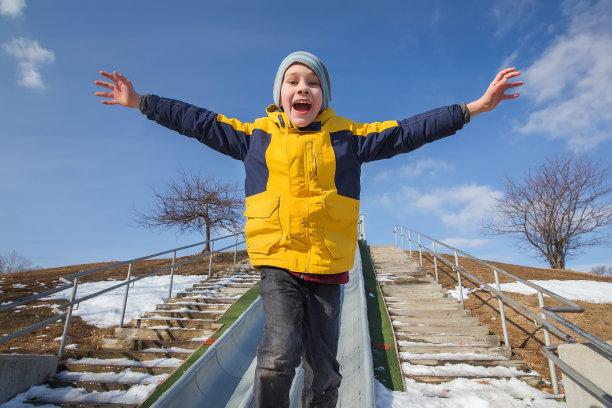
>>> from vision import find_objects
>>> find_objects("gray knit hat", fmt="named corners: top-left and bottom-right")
top-left (273, 51), bottom-right (331, 110)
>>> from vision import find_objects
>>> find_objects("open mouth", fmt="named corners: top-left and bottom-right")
top-left (293, 100), bottom-right (311, 113)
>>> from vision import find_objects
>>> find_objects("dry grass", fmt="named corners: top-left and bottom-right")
top-left (0, 250), bottom-right (249, 357)
top-left (413, 251), bottom-right (612, 393)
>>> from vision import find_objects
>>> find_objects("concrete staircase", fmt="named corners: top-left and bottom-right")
top-left (23, 262), bottom-right (259, 407)
top-left (369, 245), bottom-right (541, 388)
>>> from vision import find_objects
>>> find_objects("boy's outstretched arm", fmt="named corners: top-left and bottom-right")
top-left (467, 67), bottom-right (522, 118)
top-left (95, 71), bottom-right (142, 108)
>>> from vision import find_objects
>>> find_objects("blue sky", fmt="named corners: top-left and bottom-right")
top-left (1, 0), bottom-right (611, 271)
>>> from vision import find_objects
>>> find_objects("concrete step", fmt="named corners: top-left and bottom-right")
top-left (163, 297), bottom-right (236, 304)
top-left (100, 338), bottom-right (205, 351)
top-left (143, 310), bottom-right (223, 320)
top-left (177, 286), bottom-right (248, 296)
top-left (405, 374), bottom-right (541, 387)
top-left (395, 325), bottom-right (490, 336)
top-left (395, 332), bottom-right (500, 347)
top-left (132, 317), bottom-right (218, 329)
top-left (62, 361), bottom-right (179, 375)
top-left (391, 316), bottom-right (481, 326)
top-left (113, 326), bottom-right (221, 341)
top-left (49, 379), bottom-right (141, 392)
top-left (156, 302), bottom-right (231, 312)
top-left (67, 349), bottom-right (192, 361)
top-left (387, 302), bottom-right (463, 311)
top-left (187, 283), bottom-right (255, 290)
top-left (398, 345), bottom-right (512, 359)
top-left (378, 282), bottom-right (441, 290)
top-left (388, 308), bottom-right (471, 318)
top-left (401, 358), bottom-right (526, 370)
top-left (384, 298), bottom-right (459, 305)
top-left (383, 291), bottom-right (448, 299)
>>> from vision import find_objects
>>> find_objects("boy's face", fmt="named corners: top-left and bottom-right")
top-left (280, 63), bottom-right (323, 127)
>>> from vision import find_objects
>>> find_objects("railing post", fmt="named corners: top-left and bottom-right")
top-left (167, 251), bottom-right (177, 300)
top-left (120, 263), bottom-right (133, 328)
top-left (407, 230), bottom-right (411, 255)
top-left (234, 234), bottom-right (238, 265)
top-left (208, 240), bottom-right (215, 277)
top-left (401, 227), bottom-right (405, 251)
top-left (418, 233), bottom-right (423, 267)
top-left (538, 290), bottom-right (559, 395)
top-left (493, 268), bottom-right (510, 349)
top-left (454, 250), bottom-right (464, 306)
top-left (432, 240), bottom-right (439, 283)
top-left (394, 226), bottom-right (398, 246)
top-left (58, 277), bottom-right (79, 359)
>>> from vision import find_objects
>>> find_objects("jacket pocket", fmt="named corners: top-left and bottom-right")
top-left (244, 193), bottom-right (282, 255)
top-left (321, 197), bottom-right (359, 259)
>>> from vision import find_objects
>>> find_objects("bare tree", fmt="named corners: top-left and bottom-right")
top-left (589, 265), bottom-right (612, 277)
top-left (1, 250), bottom-right (36, 273)
top-left (135, 172), bottom-right (244, 252)
top-left (486, 155), bottom-right (612, 269)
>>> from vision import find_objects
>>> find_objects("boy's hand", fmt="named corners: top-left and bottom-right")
top-left (467, 67), bottom-right (522, 118)
top-left (95, 71), bottom-right (142, 108)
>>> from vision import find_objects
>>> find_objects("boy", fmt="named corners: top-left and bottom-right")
top-left (95, 51), bottom-right (521, 408)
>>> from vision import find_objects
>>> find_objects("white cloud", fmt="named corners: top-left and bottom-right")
top-left (0, 0), bottom-right (25, 17)
top-left (375, 157), bottom-right (453, 181)
top-left (415, 184), bottom-right (503, 231)
top-left (369, 183), bottom-right (503, 232)
top-left (499, 50), bottom-right (519, 71)
top-left (2, 38), bottom-right (55, 90)
top-left (518, 0), bottom-right (612, 150)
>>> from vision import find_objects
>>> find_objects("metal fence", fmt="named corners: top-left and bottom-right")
top-left (394, 225), bottom-right (612, 406)
top-left (0, 232), bottom-right (245, 359)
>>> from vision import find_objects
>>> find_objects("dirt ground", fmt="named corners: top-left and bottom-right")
top-left (0, 250), bottom-right (249, 357)
top-left (412, 251), bottom-right (612, 393)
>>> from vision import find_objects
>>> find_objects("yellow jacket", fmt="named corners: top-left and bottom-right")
top-left (142, 95), bottom-right (465, 274)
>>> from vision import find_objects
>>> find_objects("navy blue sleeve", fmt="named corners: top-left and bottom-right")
top-left (144, 94), bottom-right (251, 161)
top-left (355, 105), bottom-right (465, 163)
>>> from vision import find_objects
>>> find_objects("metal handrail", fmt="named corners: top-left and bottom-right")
top-left (0, 232), bottom-right (246, 358)
top-left (394, 225), bottom-right (612, 405)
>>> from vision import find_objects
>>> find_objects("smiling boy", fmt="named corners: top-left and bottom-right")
top-left (95, 51), bottom-right (521, 408)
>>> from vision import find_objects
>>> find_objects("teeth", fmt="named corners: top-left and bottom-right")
top-left (295, 101), bottom-right (311, 105)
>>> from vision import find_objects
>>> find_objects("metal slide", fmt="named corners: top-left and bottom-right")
top-left (151, 245), bottom-right (375, 407)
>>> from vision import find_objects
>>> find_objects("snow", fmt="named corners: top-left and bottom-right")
top-left (55, 369), bottom-right (169, 384)
top-left (43, 274), bottom-right (207, 327)
top-left (0, 383), bottom-right (158, 407)
top-left (401, 362), bottom-right (532, 378)
top-left (375, 378), bottom-right (566, 407)
top-left (446, 280), bottom-right (612, 304)
top-left (494, 280), bottom-right (612, 304)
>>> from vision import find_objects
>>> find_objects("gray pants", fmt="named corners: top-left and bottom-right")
top-left (253, 267), bottom-right (342, 408)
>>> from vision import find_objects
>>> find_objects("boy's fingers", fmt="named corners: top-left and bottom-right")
top-left (95, 91), bottom-right (114, 98)
top-left (506, 81), bottom-right (523, 89)
top-left (94, 80), bottom-right (114, 90)
top-left (99, 71), bottom-right (116, 81)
